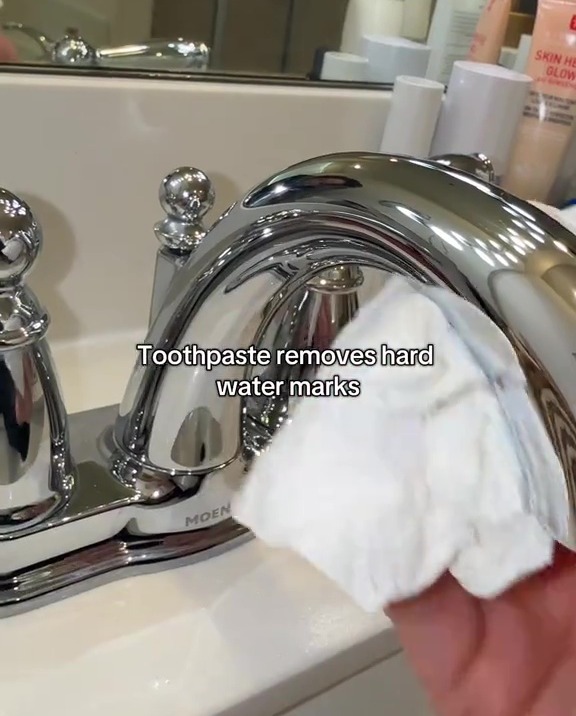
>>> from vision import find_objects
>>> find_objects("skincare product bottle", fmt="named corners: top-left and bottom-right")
top-left (426, 0), bottom-right (488, 85)
top-left (341, 0), bottom-right (405, 54)
top-left (503, 0), bottom-right (576, 201)
top-left (430, 61), bottom-right (532, 182)
top-left (401, 0), bottom-right (435, 41)
top-left (380, 75), bottom-right (445, 156)
top-left (320, 51), bottom-right (369, 81)
top-left (468, 0), bottom-right (512, 64)
top-left (362, 35), bottom-right (431, 83)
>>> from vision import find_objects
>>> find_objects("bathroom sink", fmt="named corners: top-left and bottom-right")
top-left (9, 147), bottom-right (566, 716)
top-left (5, 147), bottom-right (575, 715)
top-left (0, 331), bottom-right (431, 716)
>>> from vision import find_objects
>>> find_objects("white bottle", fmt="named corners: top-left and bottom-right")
top-left (380, 75), bottom-right (445, 157)
top-left (362, 36), bottom-right (431, 83)
top-left (320, 51), bottom-right (369, 82)
top-left (340, 0), bottom-right (405, 55)
top-left (426, 0), bottom-right (488, 85)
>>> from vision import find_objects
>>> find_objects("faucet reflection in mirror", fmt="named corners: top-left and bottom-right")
top-left (2, 151), bottom-right (576, 617)
top-left (1, 23), bottom-right (210, 71)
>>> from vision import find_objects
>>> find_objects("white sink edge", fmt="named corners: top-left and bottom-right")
top-left (2, 541), bottom-right (395, 716)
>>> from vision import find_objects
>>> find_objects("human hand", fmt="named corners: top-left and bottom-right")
top-left (387, 544), bottom-right (576, 715)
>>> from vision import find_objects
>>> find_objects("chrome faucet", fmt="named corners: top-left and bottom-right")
top-left (2, 151), bottom-right (576, 616)
top-left (2, 24), bottom-right (210, 71)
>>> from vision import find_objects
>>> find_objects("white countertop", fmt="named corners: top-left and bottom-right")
top-left (1, 539), bottom-right (395, 716)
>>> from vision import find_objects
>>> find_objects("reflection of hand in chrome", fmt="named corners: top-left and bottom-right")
top-left (388, 544), bottom-right (576, 716)
top-left (15, 355), bottom-right (34, 426)
top-left (0, 34), bottom-right (18, 63)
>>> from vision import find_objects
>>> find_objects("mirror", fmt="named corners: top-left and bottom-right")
top-left (0, 0), bottom-right (537, 88)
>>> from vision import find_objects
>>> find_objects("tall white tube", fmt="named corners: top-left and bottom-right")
top-left (430, 61), bottom-right (532, 181)
top-left (380, 76), bottom-right (445, 157)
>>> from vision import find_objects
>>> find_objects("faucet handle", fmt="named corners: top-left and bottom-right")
top-left (0, 189), bottom-right (42, 289)
top-left (430, 153), bottom-right (496, 184)
top-left (155, 167), bottom-right (216, 255)
top-left (148, 167), bottom-right (216, 326)
top-left (0, 189), bottom-right (73, 533)
top-left (0, 189), bottom-right (49, 347)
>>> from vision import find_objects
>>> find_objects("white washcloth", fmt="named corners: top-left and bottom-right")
top-left (233, 275), bottom-right (570, 612)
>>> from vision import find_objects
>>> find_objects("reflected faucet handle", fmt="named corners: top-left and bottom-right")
top-left (155, 166), bottom-right (216, 254)
top-left (51, 27), bottom-right (99, 66)
top-left (149, 167), bottom-right (216, 326)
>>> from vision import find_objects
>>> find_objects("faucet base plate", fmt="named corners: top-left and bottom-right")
top-left (0, 518), bottom-right (251, 617)
top-left (0, 404), bottom-right (251, 618)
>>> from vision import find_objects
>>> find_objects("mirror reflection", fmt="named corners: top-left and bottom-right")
top-left (0, 0), bottom-right (537, 86)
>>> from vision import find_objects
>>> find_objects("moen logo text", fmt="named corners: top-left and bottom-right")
top-left (185, 503), bottom-right (231, 527)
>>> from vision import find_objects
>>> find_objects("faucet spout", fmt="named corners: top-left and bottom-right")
top-left (112, 152), bottom-right (576, 537)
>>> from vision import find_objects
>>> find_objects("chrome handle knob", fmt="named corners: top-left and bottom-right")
top-left (0, 189), bottom-right (41, 285)
top-left (155, 166), bottom-right (216, 255)
top-left (430, 153), bottom-right (496, 185)
top-left (0, 189), bottom-right (49, 348)
top-left (149, 167), bottom-right (216, 326)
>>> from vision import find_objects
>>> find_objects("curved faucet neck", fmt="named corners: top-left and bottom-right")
top-left (112, 152), bottom-right (576, 490)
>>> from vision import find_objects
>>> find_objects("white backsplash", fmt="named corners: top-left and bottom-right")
top-left (0, 74), bottom-right (390, 343)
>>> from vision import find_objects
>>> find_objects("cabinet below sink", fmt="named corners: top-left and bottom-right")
top-left (283, 652), bottom-right (433, 716)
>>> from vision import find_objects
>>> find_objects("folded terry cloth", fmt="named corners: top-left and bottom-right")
top-left (232, 275), bottom-right (570, 612)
